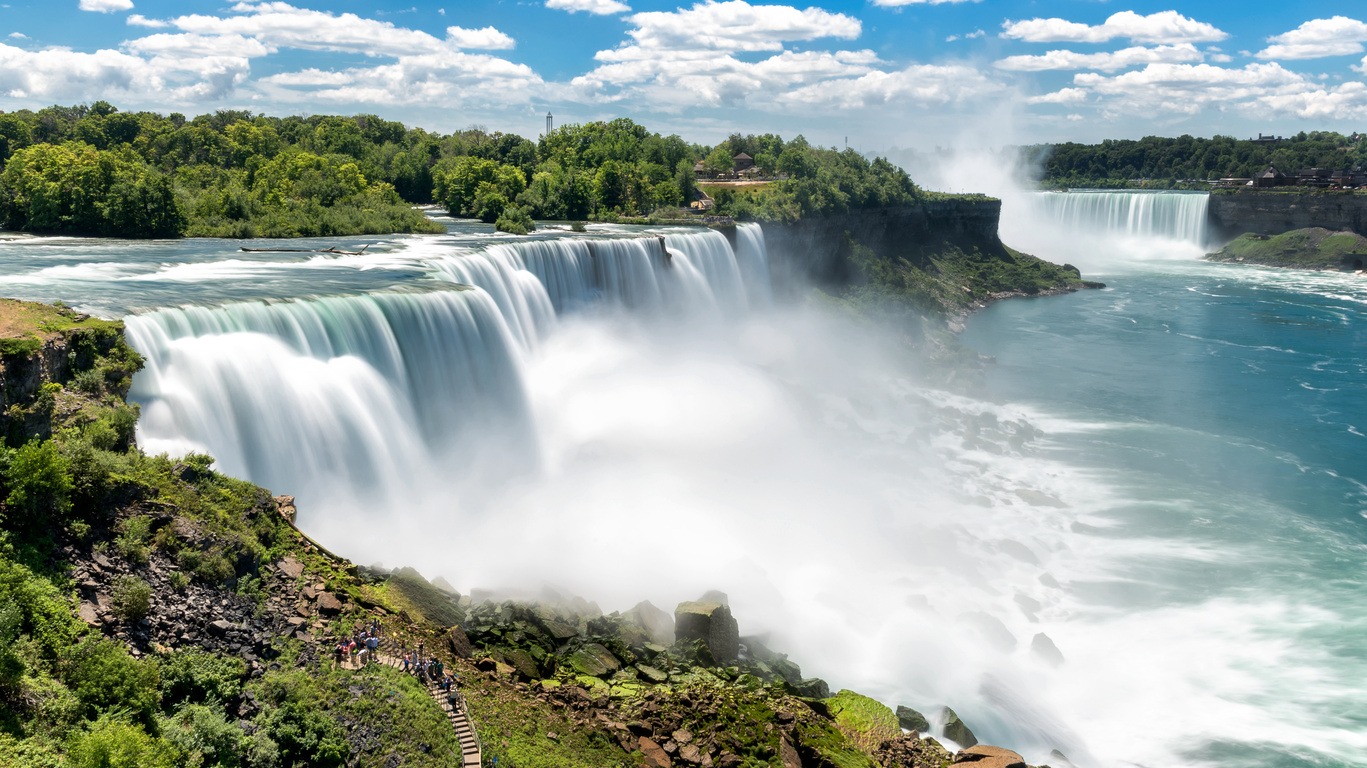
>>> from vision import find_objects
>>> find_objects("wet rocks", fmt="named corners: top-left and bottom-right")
top-left (941, 707), bottom-right (978, 748)
top-left (897, 705), bottom-right (931, 733)
top-left (953, 744), bottom-right (1026, 768)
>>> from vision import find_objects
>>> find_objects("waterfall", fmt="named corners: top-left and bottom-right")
top-left (125, 227), bottom-right (771, 524)
top-left (1030, 190), bottom-right (1211, 247)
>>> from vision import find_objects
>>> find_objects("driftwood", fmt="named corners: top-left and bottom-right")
top-left (240, 244), bottom-right (370, 255)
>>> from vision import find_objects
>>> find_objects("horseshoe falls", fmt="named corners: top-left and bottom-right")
top-left (2, 210), bottom-right (1364, 768)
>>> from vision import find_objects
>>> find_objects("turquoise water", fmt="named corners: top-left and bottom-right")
top-left (965, 208), bottom-right (1367, 766)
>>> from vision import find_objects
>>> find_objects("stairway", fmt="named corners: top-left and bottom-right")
top-left (368, 640), bottom-right (483, 767)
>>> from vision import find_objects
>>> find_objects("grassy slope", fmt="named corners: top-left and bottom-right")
top-left (1206, 227), bottom-right (1367, 270)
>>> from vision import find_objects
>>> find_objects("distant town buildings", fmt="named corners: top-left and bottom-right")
top-left (1215, 164), bottom-right (1367, 190)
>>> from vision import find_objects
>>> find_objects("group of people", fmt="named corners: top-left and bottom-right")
top-left (334, 619), bottom-right (383, 668)
top-left (330, 619), bottom-right (465, 713)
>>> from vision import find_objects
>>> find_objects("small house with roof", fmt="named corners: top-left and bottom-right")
top-left (1253, 165), bottom-right (1286, 187)
top-left (732, 153), bottom-right (754, 172)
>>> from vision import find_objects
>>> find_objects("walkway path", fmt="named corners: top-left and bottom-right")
top-left (373, 641), bottom-right (482, 768)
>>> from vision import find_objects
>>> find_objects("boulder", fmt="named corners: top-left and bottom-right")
top-left (896, 705), bottom-right (930, 733)
top-left (674, 600), bottom-right (739, 663)
top-left (276, 557), bottom-right (305, 580)
top-left (504, 648), bottom-right (541, 681)
top-left (567, 642), bottom-right (621, 677)
top-left (941, 707), bottom-right (978, 748)
top-left (636, 664), bottom-right (669, 684)
top-left (639, 736), bottom-right (673, 768)
top-left (953, 745), bottom-right (1025, 768)
top-left (447, 625), bottom-right (474, 658)
top-left (793, 677), bottom-right (830, 699)
top-left (624, 600), bottom-right (675, 646)
top-left (315, 591), bottom-right (343, 615)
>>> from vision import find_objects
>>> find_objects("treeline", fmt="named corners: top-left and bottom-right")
top-left (0, 102), bottom-right (924, 238)
top-left (1025, 131), bottom-right (1367, 187)
top-left (704, 134), bottom-right (919, 221)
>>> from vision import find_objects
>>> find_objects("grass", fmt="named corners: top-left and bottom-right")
top-left (1207, 227), bottom-right (1367, 270)
top-left (0, 300), bottom-right (123, 357)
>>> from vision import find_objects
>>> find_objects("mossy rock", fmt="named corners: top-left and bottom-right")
top-left (1206, 227), bottom-right (1367, 270)
top-left (825, 690), bottom-right (900, 752)
top-left (567, 643), bottom-right (621, 677)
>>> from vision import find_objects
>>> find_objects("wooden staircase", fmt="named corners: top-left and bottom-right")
top-left (371, 640), bottom-right (483, 767)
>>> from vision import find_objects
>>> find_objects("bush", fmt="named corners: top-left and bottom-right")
top-left (62, 636), bottom-right (161, 724)
top-left (113, 516), bottom-right (152, 564)
top-left (159, 703), bottom-right (250, 768)
top-left (494, 204), bottom-right (534, 235)
top-left (110, 575), bottom-right (152, 624)
top-left (160, 650), bottom-right (245, 707)
top-left (2, 440), bottom-right (72, 530)
top-left (67, 714), bottom-right (182, 768)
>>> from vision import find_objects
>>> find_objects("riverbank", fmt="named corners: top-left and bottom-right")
top-left (1205, 227), bottom-right (1367, 271)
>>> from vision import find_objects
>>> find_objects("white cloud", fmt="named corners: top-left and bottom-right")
top-left (546, 0), bottom-right (630, 14)
top-left (946, 29), bottom-right (985, 43)
top-left (445, 26), bottom-right (515, 50)
top-left (261, 52), bottom-right (541, 107)
top-left (618, 0), bottom-right (860, 55)
top-left (0, 42), bottom-right (160, 100)
top-left (1070, 61), bottom-right (1367, 120)
top-left (259, 68), bottom-right (352, 87)
top-left (1027, 87), bottom-right (1088, 105)
top-left (127, 14), bottom-right (168, 28)
top-left (777, 63), bottom-right (1002, 110)
top-left (995, 43), bottom-right (1204, 72)
top-left (1002, 10), bottom-right (1227, 45)
top-left (8, 32), bottom-right (25, 39)
top-left (1257, 16), bottom-right (1367, 60)
top-left (79, 0), bottom-right (133, 12)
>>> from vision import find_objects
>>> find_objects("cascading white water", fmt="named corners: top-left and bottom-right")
top-left (1002, 190), bottom-right (1214, 271)
top-left (1031, 190), bottom-right (1210, 245)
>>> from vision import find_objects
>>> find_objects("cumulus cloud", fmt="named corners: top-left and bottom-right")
top-left (1257, 16), bottom-right (1367, 60)
top-left (777, 63), bottom-right (1002, 109)
top-left (79, 0), bottom-right (133, 12)
top-left (946, 29), bottom-right (985, 42)
top-left (1070, 61), bottom-right (1367, 120)
top-left (445, 26), bottom-right (516, 50)
top-left (545, 0), bottom-right (631, 14)
top-left (995, 43), bottom-right (1204, 72)
top-left (1002, 10), bottom-right (1226, 45)
top-left (8, 32), bottom-right (25, 39)
top-left (619, 0), bottom-right (861, 55)
top-left (127, 14), bottom-right (168, 27)
top-left (1026, 87), bottom-right (1088, 105)
top-left (0, 42), bottom-right (158, 100)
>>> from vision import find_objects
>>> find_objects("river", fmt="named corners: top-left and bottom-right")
top-left (0, 197), bottom-right (1362, 767)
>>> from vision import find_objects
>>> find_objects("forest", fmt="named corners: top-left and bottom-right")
top-left (1025, 131), bottom-right (1367, 188)
top-left (0, 103), bottom-right (918, 238)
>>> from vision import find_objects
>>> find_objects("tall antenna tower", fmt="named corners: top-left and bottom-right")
top-left (546, 112), bottom-right (553, 136)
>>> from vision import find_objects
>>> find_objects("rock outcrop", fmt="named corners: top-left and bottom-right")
top-left (1208, 190), bottom-right (1367, 240)
top-left (674, 599), bottom-right (740, 664)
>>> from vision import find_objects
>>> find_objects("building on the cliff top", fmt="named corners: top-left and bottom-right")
top-left (1254, 165), bottom-right (1286, 187)
top-left (732, 153), bottom-right (755, 172)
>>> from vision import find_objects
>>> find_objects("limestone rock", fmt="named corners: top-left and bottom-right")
top-left (674, 600), bottom-right (739, 664)
top-left (793, 677), bottom-right (830, 699)
top-left (953, 745), bottom-right (1025, 768)
top-left (504, 648), bottom-right (541, 681)
top-left (941, 707), bottom-right (978, 748)
top-left (277, 556), bottom-right (304, 579)
top-left (897, 705), bottom-right (931, 733)
top-left (778, 737), bottom-right (801, 768)
top-left (624, 600), bottom-right (675, 646)
top-left (636, 664), bottom-right (669, 684)
top-left (447, 625), bottom-right (474, 658)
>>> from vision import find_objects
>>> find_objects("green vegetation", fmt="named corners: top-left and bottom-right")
top-left (1206, 227), bottom-right (1367, 270)
top-left (1025, 131), bottom-right (1367, 187)
top-left (0, 103), bottom-right (929, 237)
top-left (825, 690), bottom-right (901, 753)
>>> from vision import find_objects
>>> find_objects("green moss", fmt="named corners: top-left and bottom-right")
top-left (824, 690), bottom-right (900, 753)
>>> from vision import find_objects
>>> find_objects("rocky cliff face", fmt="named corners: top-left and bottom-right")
top-left (1208, 191), bottom-right (1367, 240)
top-left (762, 199), bottom-right (1002, 290)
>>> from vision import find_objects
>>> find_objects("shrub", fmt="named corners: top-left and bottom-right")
top-left (168, 571), bottom-right (189, 591)
top-left (111, 575), bottom-right (152, 624)
top-left (67, 714), bottom-right (182, 768)
top-left (2, 440), bottom-right (72, 530)
top-left (494, 204), bottom-right (535, 235)
top-left (158, 703), bottom-right (250, 768)
top-left (113, 516), bottom-right (152, 564)
top-left (62, 636), bottom-right (161, 724)
top-left (160, 650), bottom-right (245, 706)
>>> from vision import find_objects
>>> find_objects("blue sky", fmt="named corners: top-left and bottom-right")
top-left (2, 0), bottom-right (1367, 150)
